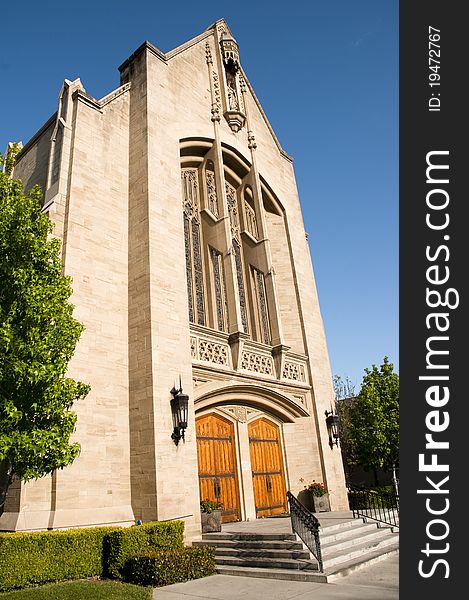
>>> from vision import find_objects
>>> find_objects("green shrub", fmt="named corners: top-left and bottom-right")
top-left (0, 526), bottom-right (119, 592)
top-left (0, 520), bottom-right (185, 592)
top-left (370, 485), bottom-right (395, 495)
top-left (106, 521), bottom-right (184, 579)
top-left (348, 488), bottom-right (398, 511)
top-left (123, 546), bottom-right (216, 587)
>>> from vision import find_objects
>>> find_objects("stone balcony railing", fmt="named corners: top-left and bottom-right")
top-left (190, 326), bottom-right (231, 369)
top-left (190, 324), bottom-right (309, 385)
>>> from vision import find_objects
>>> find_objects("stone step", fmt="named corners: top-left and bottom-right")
top-left (215, 564), bottom-right (328, 583)
top-left (321, 526), bottom-right (395, 555)
top-left (319, 521), bottom-right (379, 545)
top-left (215, 543), bottom-right (399, 582)
top-left (203, 532), bottom-right (297, 541)
top-left (215, 555), bottom-right (319, 571)
top-left (193, 538), bottom-right (304, 551)
top-left (317, 518), bottom-right (370, 535)
top-left (200, 516), bottom-right (400, 583)
top-left (214, 547), bottom-right (311, 560)
top-left (322, 532), bottom-right (399, 569)
top-left (326, 541), bottom-right (399, 579)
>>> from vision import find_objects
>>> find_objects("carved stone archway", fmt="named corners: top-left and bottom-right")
top-left (193, 381), bottom-right (309, 423)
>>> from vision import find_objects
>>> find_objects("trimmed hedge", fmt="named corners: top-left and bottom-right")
top-left (0, 520), bottom-right (184, 592)
top-left (0, 526), bottom-right (119, 592)
top-left (123, 546), bottom-right (216, 587)
top-left (106, 521), bottom-right (184, 579)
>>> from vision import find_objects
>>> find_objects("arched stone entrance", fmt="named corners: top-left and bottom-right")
top-left (194, 383), bottom-right (304, 521)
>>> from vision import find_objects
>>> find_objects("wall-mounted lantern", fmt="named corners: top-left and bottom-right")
top-left (170, 379), bottom-right (189, 446)
top-left (325, 408), bottom-right (340, 449)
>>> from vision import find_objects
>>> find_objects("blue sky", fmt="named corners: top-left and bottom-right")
top-left (0, 1), bottom-right (398, 390)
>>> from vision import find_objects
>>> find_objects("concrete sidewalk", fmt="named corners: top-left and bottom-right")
top-left (152, 551), bottom-right (399, 600)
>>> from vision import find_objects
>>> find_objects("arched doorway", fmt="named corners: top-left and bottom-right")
top-left (196, 413), bottom-right (241, 523)
top-left (248, 417), bottom-right (288, 517)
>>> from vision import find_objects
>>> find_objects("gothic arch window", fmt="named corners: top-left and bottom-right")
top-left (209, 246), bottom-right (228, 332)
top-left (180, 139), bottom-right (286, 343)
top-left (251, 266), bottom-right (271, 345)
top-left (181, 168), bottom-right (205, 326)
top-left (243, 186), bottom-right (258, 240)
top-left (205, 160), bottom-right (219, 218)
top-left (225, 180), bottom-right (249, 333)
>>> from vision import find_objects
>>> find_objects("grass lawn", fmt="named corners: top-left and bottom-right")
top-left (0, 579), bottom-right (152, 600)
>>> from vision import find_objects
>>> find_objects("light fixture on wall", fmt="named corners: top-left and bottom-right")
top-left (325, 407), bottom-right (340, 449)
top-left (170, 378), bottom-right (189, 446)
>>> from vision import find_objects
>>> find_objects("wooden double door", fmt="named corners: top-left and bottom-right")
top-left (196, 412), bottom-right (288, 521)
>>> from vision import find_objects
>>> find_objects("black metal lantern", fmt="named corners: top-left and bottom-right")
top-left (170, 380), bottom-right (189, 446)
top-left (325, 408), bottom-right (340, 449)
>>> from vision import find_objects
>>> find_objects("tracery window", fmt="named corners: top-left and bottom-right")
top-left (180, 141), bottom-right (280, 342)
top-left (252, 267), bottom-right (271, 345)
top-left (210, 247), bottom-right (228, 331)
top-left (205, 162), bottom-right (219, 218)
top-left (182, 168), bottom-right (205, 325)
top-left (226, 181), bottom-right (249, 333)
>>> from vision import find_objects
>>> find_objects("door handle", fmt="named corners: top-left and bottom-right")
top-left (266, 474), bottom-right (272, 493)
top-left (214, 478), bottom-right (221, 498)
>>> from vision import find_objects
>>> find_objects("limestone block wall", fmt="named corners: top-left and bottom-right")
top-left (48, 87), bottom-right (134, 528)
top-left (122, 45), bottom-right (204, 541)
top-left (0, 82), bottom-right (136, 531)
top-left (283, 417), bottom-right (324, 497)
top-left (265, 210), bottom-right (306, 355)
top-left (13, 119), bottom-right (54, 196)
top-left (125, 49), bottom-right (158, 525)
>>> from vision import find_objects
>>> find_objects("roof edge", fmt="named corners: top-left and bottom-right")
top-left (119, 40), bottom-right (167, 72)
top-left (15, 113), bottom-right (57, 161)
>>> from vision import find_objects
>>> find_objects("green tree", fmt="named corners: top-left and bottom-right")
top-left (0, 144), bottom-right (89, 510)
top-left (348, 357), bottom-right (399, 493)
top-left (332, 375), bottom-right (357, 482)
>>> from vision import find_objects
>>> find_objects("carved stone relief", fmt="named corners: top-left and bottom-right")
top-left (282, 362), bottom-right (306, 382)
top-left (240, 351), bottom-right (274, 375)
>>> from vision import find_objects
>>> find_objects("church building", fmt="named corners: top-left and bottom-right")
top-left (1, 19), bottom-right (348, 540)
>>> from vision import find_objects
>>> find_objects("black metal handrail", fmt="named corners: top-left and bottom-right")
top-left (348, 485), bottom-right (399, 529)
top-left (287, 491), bottom-right (323, 572)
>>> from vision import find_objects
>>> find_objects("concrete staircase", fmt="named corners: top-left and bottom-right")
top-left (193, 517), bottom-right (399, 583)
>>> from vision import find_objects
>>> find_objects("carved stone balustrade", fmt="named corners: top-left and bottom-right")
top-left (190, 325), bottom-right (309, 387)
top-left (190, 325), bottom-right (231, 369)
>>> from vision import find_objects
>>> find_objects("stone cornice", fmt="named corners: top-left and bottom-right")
top-left (165, 30), bottom-right (213, 60)
top-left (118, 40), bottom-right (167, 72)
top-left (71, 89), bottom-right (102, 112)
top-left (98, 82), bottom-right (132, 107)
top-left (72, 83), bottom-right (131, 112)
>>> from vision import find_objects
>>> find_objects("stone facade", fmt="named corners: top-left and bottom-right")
top-left (0, 20), bottom-right (348, 540)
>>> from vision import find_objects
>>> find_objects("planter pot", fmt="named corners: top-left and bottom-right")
top-left (201, 509), bottom-right (222, 533)
top-left (298, 489), bottom-right (314, 512)
top-left (312, 493), bottom-right (331, 512)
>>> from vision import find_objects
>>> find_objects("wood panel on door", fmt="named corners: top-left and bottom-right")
top-left (196, 413), bottom-right (240, 523)
top-left (248, 418), bottom-right (288, 518)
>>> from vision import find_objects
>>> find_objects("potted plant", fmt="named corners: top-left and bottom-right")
top-left (306, 480), bottom-right (330, 512)
top-left (200, 499), bottom-right (223, 533)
